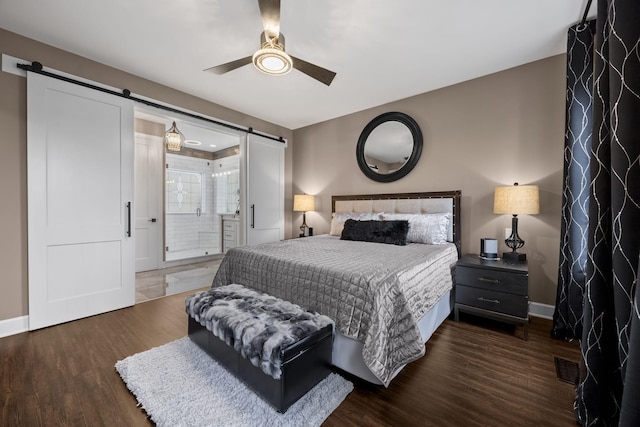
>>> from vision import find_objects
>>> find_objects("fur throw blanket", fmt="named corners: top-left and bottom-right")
top-left (185, 284), bottom-right (334, 379)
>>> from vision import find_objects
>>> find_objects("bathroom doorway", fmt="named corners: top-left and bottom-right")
top-left (134, 110), bottom-right (241, 271)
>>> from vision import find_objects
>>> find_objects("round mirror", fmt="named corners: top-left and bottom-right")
top-left (356, 112), bottom-right (423, 183)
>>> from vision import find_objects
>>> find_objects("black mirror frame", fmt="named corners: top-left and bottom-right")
top-left (356, 112), bottom-right (423, 183)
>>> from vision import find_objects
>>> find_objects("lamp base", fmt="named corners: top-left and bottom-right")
top-left (503, 251), bottom-right (527, 262)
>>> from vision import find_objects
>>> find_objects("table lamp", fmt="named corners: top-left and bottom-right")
top-left (493, 183), bottom-right (539, 261)
top-left (293, 194), bottom-right (315, 237)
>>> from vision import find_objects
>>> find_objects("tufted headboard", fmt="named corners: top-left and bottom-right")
top-left (331, 191), bottom-right (461, 256)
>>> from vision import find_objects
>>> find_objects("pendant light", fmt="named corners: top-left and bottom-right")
top-left (165, 121), bottom-right (185, 152)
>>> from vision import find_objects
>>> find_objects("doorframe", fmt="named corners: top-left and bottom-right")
top-left (13, 57), bottom-right (287, 312)
top-left (134, 108), bottom-right (245, 268)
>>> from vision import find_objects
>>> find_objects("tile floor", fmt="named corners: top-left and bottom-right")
top-left (135, 258), bottom-right (222, 303)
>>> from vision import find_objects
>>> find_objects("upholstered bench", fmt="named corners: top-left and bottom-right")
top-left (185, 284), bottom-right (334, 413)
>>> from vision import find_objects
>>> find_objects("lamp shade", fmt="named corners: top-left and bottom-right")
top-left (493, 184), bottom-right (540, 215)
top-left (293, 194), bottom-right (315, 212)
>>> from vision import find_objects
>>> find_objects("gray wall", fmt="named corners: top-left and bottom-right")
top-left (292, 55), bottom-right (566, 306)
top-left (0, 26), bottom-right (566, 322)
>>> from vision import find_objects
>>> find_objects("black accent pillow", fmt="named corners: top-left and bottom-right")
top-left (340, 219), bottom-right (409, 246)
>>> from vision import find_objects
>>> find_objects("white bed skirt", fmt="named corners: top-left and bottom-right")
top-left (331, 289), bottom-right (453, 385)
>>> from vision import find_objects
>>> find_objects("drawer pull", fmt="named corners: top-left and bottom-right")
top-left (477, 297), bottom-right (500, 304)
top-left (478, 277), bottom-right (500, 284)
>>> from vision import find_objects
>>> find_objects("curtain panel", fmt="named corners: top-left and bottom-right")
top-left (552, 20), bottom-right (596, 341)
top-left (575, 1), bottom-right (640, 425)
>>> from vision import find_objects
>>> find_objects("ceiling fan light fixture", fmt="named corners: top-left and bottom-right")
top-left (252, 45), bottom-right (292, 76)
top-left (205, 11), bottom-right (336, 86)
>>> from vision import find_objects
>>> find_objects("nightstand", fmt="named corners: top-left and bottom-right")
top-left (454, 254), bottom-right (529, 340)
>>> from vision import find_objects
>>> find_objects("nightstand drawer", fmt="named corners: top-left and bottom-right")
top-left (223, 230), bottom-right (236, 240)
top-left (456, 265), bottom-right (527, 295)
top-left (456, 285), bottom-right (528, 318)
top-left (223, 221), bottom-right (236, 231)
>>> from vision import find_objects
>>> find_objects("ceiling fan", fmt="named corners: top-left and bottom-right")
top-left (204, 0), bottom-right (336, 86)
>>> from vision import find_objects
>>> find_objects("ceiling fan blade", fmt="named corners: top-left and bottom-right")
top-left (204, 56), bottom-right (253, 74)
top-left (290, 55), bottom-right (336, 86)
top-left (258, 0), bottom-right (281, 40)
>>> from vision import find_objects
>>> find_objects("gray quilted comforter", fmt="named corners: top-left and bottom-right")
top-left (211, 235), bottom-right (458, 386)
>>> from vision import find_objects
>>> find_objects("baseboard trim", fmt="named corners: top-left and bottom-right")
top-left (0, 304), bottom-right (556, 338)
top-left (0, 315), bottom-right (29, 339)
top-left (530, 302), bottom-right (555, 320)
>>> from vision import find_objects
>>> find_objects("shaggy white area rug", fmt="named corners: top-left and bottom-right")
top-left (116, 337), bottom-right (353, 427)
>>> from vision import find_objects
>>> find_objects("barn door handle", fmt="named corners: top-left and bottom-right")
top-left (251, 204), bottom-right (255, 229)
top-left (126, 202), bottom-right (132, 237)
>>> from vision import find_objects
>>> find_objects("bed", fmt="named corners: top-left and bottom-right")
top-left (211, 191), bottom-right (461, 386)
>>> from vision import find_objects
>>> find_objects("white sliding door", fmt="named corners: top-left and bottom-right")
top-left (245, 134), bottom-right (285, 245)
top-left (27, 73), bottom-right (135, 330)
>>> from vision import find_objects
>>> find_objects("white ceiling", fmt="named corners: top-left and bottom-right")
top-left (0, 0), bottom-right (596, 130)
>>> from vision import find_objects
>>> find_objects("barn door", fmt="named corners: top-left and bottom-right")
top-left (245, 134), bottom-right (284, 245)
top-left (27, 72), bottom-right (135, 330)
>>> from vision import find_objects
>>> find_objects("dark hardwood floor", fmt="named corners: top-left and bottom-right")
top-left (1, 290), bottom-right (580, 427)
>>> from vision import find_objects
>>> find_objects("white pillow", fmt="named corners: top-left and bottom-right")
top-left (329, 212), bottom-right (383, 236)
top-left (381, 213), bottom-right (451, 244)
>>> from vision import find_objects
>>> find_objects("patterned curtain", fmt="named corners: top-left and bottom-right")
top-left (575, 1), bottom-right (640, 425)
top-left (552, 20), bottom-right (596, 341)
